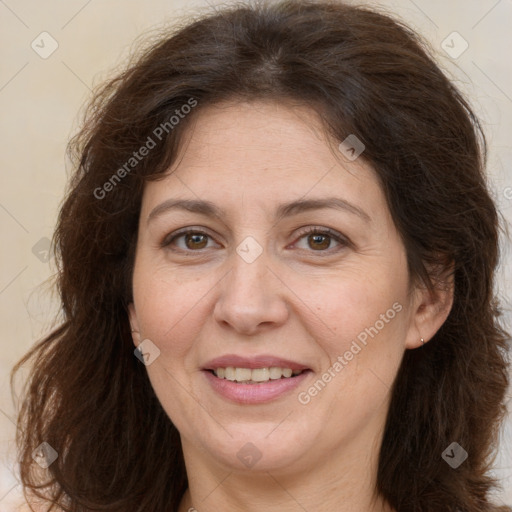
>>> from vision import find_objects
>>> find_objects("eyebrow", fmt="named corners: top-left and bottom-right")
top-left (147, 196), bottom-right (372, 225)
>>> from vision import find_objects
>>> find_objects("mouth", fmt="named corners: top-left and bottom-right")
top-left (201, 355), bottom-right (312, 404)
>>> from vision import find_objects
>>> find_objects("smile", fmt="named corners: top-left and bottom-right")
top-left (203, 367), bottom-right (312, 404)
top-left (212, 366), bottom-right (305, 383)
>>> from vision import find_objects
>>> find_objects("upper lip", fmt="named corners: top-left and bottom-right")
top-left (202, 354), bottom-right (311, 371)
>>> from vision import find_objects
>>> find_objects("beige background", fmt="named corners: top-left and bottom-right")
top-left (1, 0), bottom-right (511, 509)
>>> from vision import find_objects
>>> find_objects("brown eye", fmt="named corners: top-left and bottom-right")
top-left (293, 226), bottom-right (349, 254)
top-left (184, 233), bottom-right (209, 250)
top-left (307, 233), bottom-right (332, 251)
top-left (162, 229), bottom-right (217, 251)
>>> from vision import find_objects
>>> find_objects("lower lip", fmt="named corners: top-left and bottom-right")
top-left (203, 370), bottom-right (312, 404)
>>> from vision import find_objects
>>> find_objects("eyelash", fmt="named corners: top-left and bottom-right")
top-left (161, 226), bottom-right (350, 255)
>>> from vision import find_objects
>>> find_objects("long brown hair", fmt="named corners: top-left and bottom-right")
top-left (12, 1), bottom-right (511, 510)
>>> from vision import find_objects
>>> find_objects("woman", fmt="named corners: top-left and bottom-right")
top-left (12, 0), bottom-right (511, 511)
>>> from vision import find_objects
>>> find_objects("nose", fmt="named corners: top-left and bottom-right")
top-left (212, 245), bottom-right (289, 336)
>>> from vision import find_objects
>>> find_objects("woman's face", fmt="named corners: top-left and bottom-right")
top-left (129, 100), bottom-right (432, 475)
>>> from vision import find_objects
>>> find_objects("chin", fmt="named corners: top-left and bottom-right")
top-left (191, 422), bottom-right (320, 473)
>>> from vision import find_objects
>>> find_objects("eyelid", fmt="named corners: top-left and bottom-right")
top-left (160, 226), bottom-right (220, 248)
top-left (161, 225), bottom-right (351, 253)
top-left (291, 226), bottom-right (351, 252)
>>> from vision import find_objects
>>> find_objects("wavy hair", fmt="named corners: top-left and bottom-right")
top-left (12, 1), bottom-right (511, 511)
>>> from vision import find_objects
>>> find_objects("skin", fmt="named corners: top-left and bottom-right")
top-left (128, 99), bottom-right (453, 512)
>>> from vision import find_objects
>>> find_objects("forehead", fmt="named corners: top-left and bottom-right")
top-left (169, 99), bottom-right (353, 174)
top-left (141, 100), bottom-right (387, 224)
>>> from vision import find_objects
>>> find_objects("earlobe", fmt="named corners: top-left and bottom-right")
top-left (406, 267), bottom-right (454, 350)
top-left (128, 302), bottom-right (140, 347)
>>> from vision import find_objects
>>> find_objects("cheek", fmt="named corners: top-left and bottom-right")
top-left (292, 265), bottom-right (408, 352)
top-left (132, 259), bottom-right (215, 360)
top-left (294, 271), bottom-right (408, 424)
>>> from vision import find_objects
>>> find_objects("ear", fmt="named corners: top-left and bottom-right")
top-left (128, 302), bottom-right (140, 347)
top-left (405, 263), bottom-right (454, 350)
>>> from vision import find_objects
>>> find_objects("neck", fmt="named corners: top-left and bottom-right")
top-left (177, 428), bottom-right (395, 512)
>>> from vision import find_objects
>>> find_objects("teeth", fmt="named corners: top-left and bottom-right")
top-left (269, 367), bottom-right (283, 379)
top-left (234, 368), bottom-right (252, 382)
top-left (213, 367), bottom-right (304, 383)
top-left (252, 368), bottom-right (270, 382)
